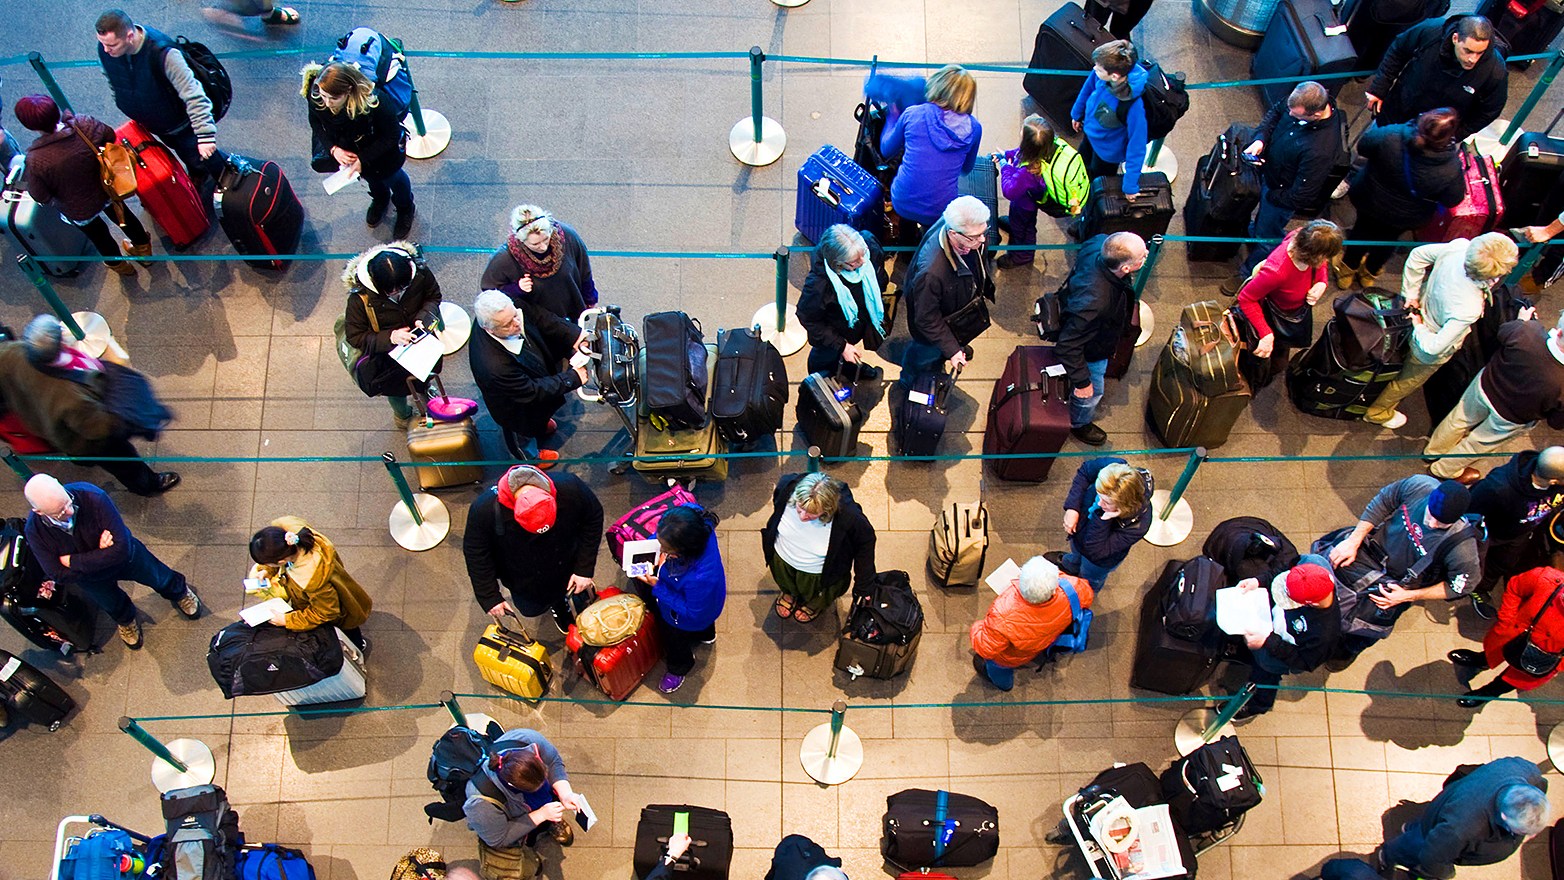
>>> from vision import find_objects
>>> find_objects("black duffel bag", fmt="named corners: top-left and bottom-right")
top-left (1202, 516), bottom-right (1299, 587)
top-left (845, 570), bottom-right (924, 646)
top-left (207, 621), bottom-right (344, 698)
top-left (1160, 734), bottom-right (1265, 835)
top-left (881, 788), bottom-right (999, 869)
top-left (1160, 556), bottom-right (1224, 643)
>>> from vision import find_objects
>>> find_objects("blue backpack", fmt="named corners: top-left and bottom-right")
top-left (237, 844), bottom-right (315, 880)
top-left (61, 829), bottom-right (142, 880)
top-left (328, 28), bottom-right (413, 118)
top-left (1047, 576), bottom-right (1093, 655)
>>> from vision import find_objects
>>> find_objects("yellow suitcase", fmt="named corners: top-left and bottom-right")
top-left (472, 615), bottom-right (553, 701)
top-left (406, 416), bottom-right (482, 490)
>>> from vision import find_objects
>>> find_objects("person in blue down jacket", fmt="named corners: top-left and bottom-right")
top-left (1048, 457), bottom-right (1153, 591)
top-left (879, 64), bottom-right (982, 235)
top-left (1378, 756), bottom-right (1549, 879)
top-left (634, 505), bottom-right (725, 695)
top-left (1069, 40), bottom-right (1149, 198)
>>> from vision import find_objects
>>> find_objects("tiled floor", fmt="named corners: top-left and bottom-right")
top-left (0, 2), bottom-right (1560, 879)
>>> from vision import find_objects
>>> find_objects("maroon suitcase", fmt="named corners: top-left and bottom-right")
top-left (1105, 298), bottom-right (1142, 380)
top-left (983, 345), bottom-right (1072, 482)
top-left (564, 588), bottom-right (662, 701)
top-left (1418, 144), bottom-right (1504, 243)
top-left (116, 120), bottom-right (209, 248)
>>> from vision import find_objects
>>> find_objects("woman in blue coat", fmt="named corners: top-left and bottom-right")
top-left (1051, 457), bottom-right (1153, 591)
top-left (635, 505), bottom-right (725, 694)
top-left (879, 65), bottom-right (982, 236)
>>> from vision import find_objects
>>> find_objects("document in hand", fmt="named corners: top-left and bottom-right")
top-left (1215, 587), bottom-right (1272, 637)
top-left (391, 333), bottom-right (445, 381)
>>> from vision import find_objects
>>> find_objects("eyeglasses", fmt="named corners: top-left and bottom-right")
top-left (948, 228), bottom-right (986, 245)
top-left (38, 492), bottom-right (74, 524)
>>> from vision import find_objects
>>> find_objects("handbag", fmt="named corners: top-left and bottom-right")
top-left (575, 592), bottom-right (646, 646)
top-left (422, 375), bottom-right (477, 422)
top-left (944, 291), bottom-right (992, 346)
top-left (67, 120), bottom-right (136, 201)
top-left (1501, 574), bottom-right (1564, 676)
top-left (1260, 297), bottom-right (1313, 348)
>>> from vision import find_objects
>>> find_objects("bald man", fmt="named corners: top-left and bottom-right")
top-left (22, 475), bottom-right (201, 649)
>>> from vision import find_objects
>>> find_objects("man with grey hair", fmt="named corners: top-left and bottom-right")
top-left (969, 554), bottom-right (1094, 690)
top-left (469, 290), bottom-right (589, 463)
top-left (1379, 756), bottom-right (1549, 878)
top-left (758, 834), bottom-right (845, 880)
top-left (899, 195), bottom-right (994, 388)
top-left (1056, 231), bottom-right (1148, 445)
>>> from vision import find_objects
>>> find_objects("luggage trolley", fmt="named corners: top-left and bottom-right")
top-left (1057, 763), bottom-right (1204, 880)
top-left (577, 305), bottom-right (643, 474)
top-left (52, 814), bottom-right (152, 880)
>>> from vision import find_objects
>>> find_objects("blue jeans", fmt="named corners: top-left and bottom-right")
top-left (1240, 191), bottom-right (1293, 276)
top-left (1062, 538), bottom-right (1115, 592)
top-left (1068, 359), bottom-right (1108, 428)
top-left (1242, 648), bottom-right (1292, 713)
top-left (898, 339), bottom-right (945, 389)
top-left (1382, 826), bottom-right (1437, 877)
top-left (365, 167), bottom-right (415, 212)
top-left (73, 538), bottom-right (188, 624)
top-left (982, 659), bottom-right (1016, 690)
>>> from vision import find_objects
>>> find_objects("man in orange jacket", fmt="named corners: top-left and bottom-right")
top-left (970, 555), bottom-right (1094, 690)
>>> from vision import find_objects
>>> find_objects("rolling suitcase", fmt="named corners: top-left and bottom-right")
top-left (1479, 0), bottom-right (1564, 62)
top-left (1023, 3), bottom-right (1113, 130)
top-left (896, 367), bottom-right (955, 456)
top-left (1183, 125), bottom-right (1262, 262)
top-left (1130, 562), bottom-right (1225, 694)
top-left (1498, 129), bottom-right (1564, 228)
top-left (796, 366), bottom-right (865, 458)
top-left (0, 647), bottom-right (75, 730)
top-left (472, 613), bottom-right (553, 702)
top-left (710, 327), bottom-right (787, 448)
top-left (115, 120), bottom-right (209, 247)
top-left (1342, 0), bottom-right (1450, 70)
top-left (957, 157), bottom-right (1001, 248)
top-left (564, 588), bottom-right (661, 701)
top-left (1286, 288), bottom-right (1412, 420)
top-left (635, 342), bottom-right (727, 481)
top-left (796, 145), bottom-right (883, 245)
top-left (1160, 735), bottom-right (1265, 835)
top-left (633, 805), bottom-right (733, 880)
top-left (213, 154), bottom-right (303, 271)
top-left (273, 628), bottom-right (366, 706)
top-left (643, 312), bottom-right (708, 430)
top-left (0, 517), bottom-right (98, 655)
top-left (835, 570), bottom-right (924, 680)
top-left (1418, 143), bottom-right (1504, 242)
top-left (834, 630), bottom-right (921, 680)
top-left (881, 789), bottom-right (1000, 869)
top-left (1146, 301), bottom-right (1252, 448)
top-left (1, 164), bottom-right (95, 277)
top-left (1252, 0), bottom-right (1359, 107)
top-left (983, 345), bottom-right (1071, 482)
top-left (1078, 172), bottom-right (1176, 241)
top-left (1160, 556), bottom-right (1226, 644)
top-left (405, 414), bottom-right (481, 490)
top-left (1105, 298), bottom-right (1142, 380)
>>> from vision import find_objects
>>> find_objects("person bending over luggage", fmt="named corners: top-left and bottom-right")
top-left (1465, 447), bottom-right (1564, 618)
top-left (470, 289), bottom-right (590, 464)
top-left (1337, 108), bottom-right (1465, 288)
top-left (1069, 41), bottom-right (1149, 199)
top-left (797, 225), bottom-right (890, 379)
top-left (1233, 221), bottom-right (1341, 375)
top-left (1055, 232), bottom-right (1147, 445)
top-left (1448, 565), bottom-right (1564, 709)
top-left (480, 204), bottom-right (600, 322)
top-left (1362, 233), bottom-right (1518, 430)
top-left (758, 835), bottom-right (846, 880)
top-left (463, 728), bottom-right (582, 851)
top-left (1230, 558), bottom-right (1340, 720)
top-left (247, 517), bottom-right (372, 652)
top-left (304, 60), bottom-right (415, 239)
top-left (760, 473), bottom-right (877, 623)
top-left (633, 505), bottom-right (725, 694)
top-left (22, 475), bottom-right (202, 650)
top-left (1050, 458), bottom-right (1152, 591)
top-left (992, 114), bottom-right (1088, 269)
top-left (970, 555), bottom-right (1095, 691)
top-left (12, 95), bottom-right (153, 278)
top-left (0, 316), bottom-right (178, 496)
top-left (1376, 756), bottom-right (1548, 880)
top-left (878, 64), bottom-right (982, 240)
top-left (340, 243), bottom-right (443, 429)
top-left (465, 464), bottom-right (602, 634)
top-left (1231, 81), bottom-right (1345, 281)
top-left (898, 195), bottom-right (994, 388)
top-left (1365, 15), bottom-right (1507, 142)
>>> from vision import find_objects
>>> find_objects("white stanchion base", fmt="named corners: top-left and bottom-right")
top-left (730, 117), bottom-right (787, 167)
top-left (1142, 149), bottom-right (1179, 185)
top-left (150, 738), bottom-right (216, 792)
top-left (69, 311), bottom-right (114, 360)
top-left (771, 0), bottom-right (811, 6)
top-left (404, 109), bottom-right (452, 159)
top-left (800, 722), bottom-right (863, 785)
top-left (751, 302), bottom-right (809, 356)
top-left (1465, 119), bottom-right (1513, 165)
top-left (455, 712), bottom-right (499, 734)
top-left (1136, 301), bottom-right (1155, 347)
top-left (1548, 721), bottom-right (1564, 770)
top-left (390, 493), bottom-right (451, 551)
top-left (436, 302), bottom-right (473, 355)
top-left (1174, 708), bottom-right (1234, 756)
top-left (1144, 490), bottom-right (1194, 547)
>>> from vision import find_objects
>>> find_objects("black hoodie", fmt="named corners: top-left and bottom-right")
top-left (1468, 450), bottom-right (1564, 542)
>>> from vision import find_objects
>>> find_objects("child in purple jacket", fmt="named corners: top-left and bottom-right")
top-left (994, 115), bottom-right (1089, 268)
top-left (879, 65), bottom-right (982, 235)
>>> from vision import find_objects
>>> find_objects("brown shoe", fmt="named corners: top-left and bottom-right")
top-left (1455, 466), bottom-right (1482, 487)
top-left (121, 240), bottom-right (153, 258)
top-left (550, 819), bottom-right (574, 847)
top-left (107, 260), bottom-right (136, 277)
top-left (1331, 255), bottom-right (1357, 290)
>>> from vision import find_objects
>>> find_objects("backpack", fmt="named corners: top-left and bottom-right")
top-left (846, 571), bottom-right (925, 645)
top-left (1160, 556), bottom-right (1225, 644)
top-left (1160, 735), bottom-right (1265, 834)
top-left (1044, 575), bottom-right (1093, 656)
top-left (168, 37), bottom-right (232, 123)
top-left (329, 28), bottom-right (413, 118)
top-left (424, 721), bottom-right (506, 823)
top-left (1116, 62), bottom-right (1188, 141)
top-left (153, 784), bottom-right (243, 880)
top-left (61, 828), bottom-right (141, 880)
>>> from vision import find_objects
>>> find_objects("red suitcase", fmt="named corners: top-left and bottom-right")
top-left (1419, 143), bottom-right (1504, 243)
top-left (983, 345), bottom-right (1072, 482)
top-left (116, 120), bottom-right (209, 247)
top-left (564, 588), bottom-right (662, 701)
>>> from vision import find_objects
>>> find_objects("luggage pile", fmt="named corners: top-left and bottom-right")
top-left (1146, 301), bottom-right (1252, 448)
top-left (1286, 289), bottom-right (1413, 420)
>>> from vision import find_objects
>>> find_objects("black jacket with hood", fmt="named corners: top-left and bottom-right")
top-left (1368, 15), bottom-right (1509, 139)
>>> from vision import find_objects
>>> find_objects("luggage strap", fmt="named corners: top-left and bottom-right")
top-left (932, 790), bottom-right (951, 863)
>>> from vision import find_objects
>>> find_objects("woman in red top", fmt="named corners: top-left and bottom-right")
top-left (1236, 219), bottom-right (1343, 361)
top-left (1448, 566), bottom-right (1564, 708)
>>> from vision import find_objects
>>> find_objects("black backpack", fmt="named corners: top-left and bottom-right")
top-left (1117, 62), bottom-right (1188, 141)
top-left (424, 721), bottom-right (506, 823)
top-left (1159, 556), bottom-right (1225, 644)
top-left (169, 36), bottom-right (232, 122)
top-left (152, 784), bottom-right (242, 880)
top-left (846, 571), bottom-right (924, 645)
top-left (1202, 516), bottom-right (1300, 587)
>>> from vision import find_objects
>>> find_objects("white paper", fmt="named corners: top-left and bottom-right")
top-left (569, 351), bottom-right (592, 369)
top-left (984, 558), bottom-right (1021, 595)
top-left (321, 165), bottom-right (361, 195)
top-left (1215, 587), bottom-right (1272, 637)
top-left (0, 656), bottom-right (18, 681)
top-left (908, 390), bottom-right (932, 406)
top-left (1122, 803), bottom-right (1186, 880)
top-left (240, 597), bottom-right (293, 627)
top-left (622, 539), bottom-right (662, 578)
top-left (391, 332), bottom-right (445, 381)
top-left (574, 793), bottom-right (597, 831)
top-left (1043, 363), bottom-right (1068, 377)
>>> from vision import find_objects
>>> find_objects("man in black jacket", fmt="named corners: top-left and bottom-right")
top-left (1055, 232), bottom-right (1147, 445)
top-left (899, 195), bottom-right (993, 388)
top-left (464, 464), bottom-right (602, 633)
top-left (1366, 15), bottom-right (1508, 140)
top-left (1232, 558), bottom-right (1341, 719)
top-left (1379, 757), bottom-right (1548, 879)
top-left (470, 290), bottom-right (589, 463)
top-left (1465, 446), bottom-right (1564, 615)
top-left (1234, 82), bottom-right (1347, 280)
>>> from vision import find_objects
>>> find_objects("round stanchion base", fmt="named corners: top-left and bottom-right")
top-left (751, 302), bottom-right (808, 356)
top-left (1464, 119), bottom-right (1512, 164)
top-left (771, 0), bottom-right (811, 6)
top-left (455, 712), bottom-right (499, 734)
top-left (729, 117), bottom-right (787, 167)
top-left (436, 302), bottom-right (473, 355)
top-left (1144, 490), bottom-right (1195, 547)
top-left (800, 722), bottom-right (863, 785)
top-left (1174, 708), bottom-right (1234, 756)
top-left (150, 738), bottom-right (216, 792)
top-left (70, 311), bottom-right (114, 360)
top-left (1136, 300), bottom-right (1155, 347)
top-left (1548, 721), bottom-right (1564, 770)
top-left (404, 109), bottom-right (453, 159)
top-left (1142, 148), bottom-right (1179, 184)
top-left (390, 493), bottom-right (451, 551)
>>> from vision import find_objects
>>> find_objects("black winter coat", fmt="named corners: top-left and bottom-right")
top-left (903, 220), bottom-right (994, 359)
top-left (1254, 99), bottom-right (1348, 215)
top-left (1469, 450), bottom-right (1564, 542)
top-left (464, 472), bottom-right (603, 615)
top-left (341, 246), bottom-right (443, 397)
top-left (1349, 123), bottom-right (1464, 229)
top-left (796, 231), bottom-right (891, 359)
top-left (1368, 16), bottom-right (1509, 139)
top-left (308, 90), bottom-right (408, 179)
top-left (1055, 234), bottom-right (1135, 390)
top-left (759, 473), bottom-right (878, 592)
top-left (468, 300), bottom-right (583, 437)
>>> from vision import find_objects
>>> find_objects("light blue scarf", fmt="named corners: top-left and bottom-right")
top-left (825, 262), bottom-right (886, 337)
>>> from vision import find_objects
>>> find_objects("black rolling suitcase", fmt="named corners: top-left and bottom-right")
top-left (1131, 561), bottom-right (1226, 694)
top-left (897, 368), bottom-right (955, 456)
top-left (1252, 0), bottom-right (1359, 107)
top-left (643, 311), bottom-right (709, 429)
top-left (1341, 0), bottom-right (1450, 70)
top-left (1160, 735), bottom-right (1266, 835)
top-left (213, 154), bottom-right (304, 272)
top-left (1023, 3), bottom-right (1113, 130)
top-left (1078, 172), bottom-right (1176, 241)
top-left (1184, 125), bottom-right (1262, 262)
top-left (1479, 0), bottom-right (1564, 64)
top-left (797, 366), bottom-right (865, 457)
top-left (710, 327), bottom-right (787, 448)
top-left (1499, 129), bottom-right (1564, 228)
top-left (0, 647), bottom-right (76, 730)
top-left (881, 789), bottom-right (1000, 869)
top-left (0, 517), bottom-right (98, 655)
top-left (633, 805), bottom-right (733, 880)
top-left (1286, 288), bottom-right (1412, 420)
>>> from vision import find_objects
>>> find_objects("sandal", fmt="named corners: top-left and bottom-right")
top-left (773, 594), bottom-right (797, 619)
top-left (263, 6), bottom-right (301, 24)
top-left (792, 605), bottom-right (818, 623)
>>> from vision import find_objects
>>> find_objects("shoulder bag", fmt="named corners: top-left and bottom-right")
top-left (67, 120), bottom-right (137, 202)
top-left (1501, 573), bottom-right (1564, 677)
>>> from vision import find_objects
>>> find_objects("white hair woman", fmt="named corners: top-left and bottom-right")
top-left (480, 205), bottom-right (600, 321)
top-left (796, 224), bottom-right (891, 378)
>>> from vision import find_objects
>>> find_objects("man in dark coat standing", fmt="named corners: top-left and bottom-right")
top-left (1055, 232), bottom-right (1147, 445)
top-left (1466, 446), bottom-right (1564, 616)
top-left (1366, 15), bottom-right (1508, 140)
top-left (1379, 757), bottom-right (1549, 879)
top-left (899, 195), bottom-right (993, 388)
top-left (470, 290), bottom-right (588, 463)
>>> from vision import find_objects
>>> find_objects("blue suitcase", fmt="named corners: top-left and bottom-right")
top-left (796, 145), bottom-right (883, 244)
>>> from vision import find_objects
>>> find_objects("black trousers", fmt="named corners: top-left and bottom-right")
top-left (80, 211), bottom-right (150, 261)
top-left (636, 586), bottom-right (713, 677)
top-left (1083, 0), bottom-right (1155, 40)
top-left (96, 437), bottom-right (162, 495)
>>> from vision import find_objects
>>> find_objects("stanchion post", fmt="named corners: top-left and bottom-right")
top-left (1160, 446), bottom-right (1207, 522)
top-left (1145, 138), bottom-right (1164, 169)
top-left (1142, 136), bottom-right (1179, 182)
top-left (17, 255), bottom-right (87, 341)
top-left (440, 691), bottom-right (468, 728)
top-left (748, 46), bottom-right (765, 146)
top-left (807, 446), bottom-right (822, 473)
top-left (2, 447), bottom-right (34, 480)
top-left (118, 717), bottom-right (189, 772)
top-left (383, 452), bottom-right (451, 551)
top-left (1201, 683), bottom-right (1256, 741)
top-left (1499, 49), bottom-right (1564, 146)
top-left (1146, 446), bottom-right (1206, 547)
top-left (800, 699), bottom-right (862, 784)
top-left (383, 452), bottom-right (425, 528)
top-left (773, 246), bottom-right (789, 333)
top-left (729, 46), bottom-right (785, 166)
top-left (825, 700), bottom-right (847, 759)
top-left (1133, 234), bottom-right (1164, 297)
top-left (1173, 683), bottom-right (1254, 754)
top-left (752, 246), bottom-right (807, 354)
top-left (389, 38), bottom-right (451, 158)
top-left (1508, 241), bottom-right (1547, 285)
top-left (27, 53), bottom-right (74, 116)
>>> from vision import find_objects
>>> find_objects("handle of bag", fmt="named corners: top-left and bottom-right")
top-left (85, 815), bottom-right (152, 843)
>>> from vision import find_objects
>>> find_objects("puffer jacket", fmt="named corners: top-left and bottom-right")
top-left (1349, 123), bottom-right (1464, 229)
top-left (1070, 63), bottom-right (1150, 194)
top-left (1368, 15), bottom-right (1509, 139)
top-left (341, 241), bottom-right (443, 357)
top-left (970, 574), bottom-right (1093, 666)
top-left (21, 115), bottom-right (117, 222)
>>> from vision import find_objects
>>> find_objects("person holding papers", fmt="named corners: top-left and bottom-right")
top-left (1230, 558), bottom-right (1340, 720)
top-left (247, 516), bottom-right (372, 653)
top-left (340, 243), bottom-right (444, 429)
top-left (462, 727), bottom-right (583, 859)
top-left (304, 59), bottom-right (415, 238)
top-left (469, 289), bottom-right (590, 463)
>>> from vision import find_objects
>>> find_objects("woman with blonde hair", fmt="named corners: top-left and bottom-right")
top-left (303, 60), bottom-right (414, 238)
top-left (879, 64), bottom-right (983, 239)
top-left (760, 473), bottom-right (877, 622)
top-left (480, 204), bottom-right (600, 321)
top-left (1051, 457), bottom-right (1153, 591)
top-left (248, 516), bottom-right (373, 652)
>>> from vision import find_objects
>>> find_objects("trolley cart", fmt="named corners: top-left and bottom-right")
top-left (52, 814), bottom-right (152, 880)
top-left (1056, 762), bottom-right (1199, 880)
top-left (577, 305), bottom-right (642, 473)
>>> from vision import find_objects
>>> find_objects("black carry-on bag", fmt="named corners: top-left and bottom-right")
top-left (1023, 3), bottom-right (1114, 131)
top-left (797, 363), bottom-right (866, 457)
top-left (710, 326), bottom-right (787, 448)
top-left (632, 804), bottom-right (733, 880)
top-left (642, 311), bottom-right (709, 430)
top-left (897, 366), bottom-right (956, 457)
top-left (1184, 125), bottom-right (1262, 262)
top-left (881, 789), bottom-right (1000, 870)
top-left (1160, 735), bottom-right (1266, 835)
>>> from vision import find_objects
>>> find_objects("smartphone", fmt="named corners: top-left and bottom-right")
top-left (671, 811), bottom-right (689, 838)
top-left (407, 326), bottom-right (430, 344)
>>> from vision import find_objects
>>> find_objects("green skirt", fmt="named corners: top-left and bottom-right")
top-left (769, 555), bottom-right (849, 613)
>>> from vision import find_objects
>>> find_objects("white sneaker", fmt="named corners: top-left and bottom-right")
top-left (1383, 411), bottom-right (1408, 429)
top-left (1331, 179), bottom-right (1351, 200)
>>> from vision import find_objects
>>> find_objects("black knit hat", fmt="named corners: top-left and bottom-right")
top-left (363, 249), bottom-right (413, 294)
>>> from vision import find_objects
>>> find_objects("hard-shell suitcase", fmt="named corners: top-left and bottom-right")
top-left (115, 120), bottom-right (209, 247)
top-left (796, 145), bottom-right (883, 245)
top-left (1160, 735), bottom-right (1265, 835)
top-left (983, 345), bottom-right (1071, 482)
top-left (797, 367), bottom-right (865, 458)
top-left (928, 501), bottom-right (989, 588)
top-left (405, 416), bottom-right (481, 490)
top-left (710, 327), bottom-right (787, 448)
top-left (0, 647), bottom-right (75, 729)
top-left (273, 628), bottom-right (366, 706)
top-left (1146, 302), bottom-right (1252, 448)
top-left (881, 789), bottom-right (1000, 869)
top-left (897, 368), bottom-right (954, 457)
top-left (1419, 143), bottom-right (1504, 242)
top-left (1498, 130), bottom-right (1564, 228)
top-left (1342, 0), bottom-right (1451, 70)
top-left (633, 805), bottom-right (733, 880)
top-left (565, 587), bottom-right (661, 701)
top-left (1, 164), bottom-right (95, 277)
top-left (643, 311), bottom-right (709, 430)
top-left (472, 614), bottom-right (553, 702)
top-left (0, 517), bottom-right (98, 655)
top-left (213, 154), bottom-right (303, 271)
top-left (957, 157), bottom-right (1001, 248)
top-left (1023, 3), bottom-right (1114, 130)
top-left (1183, 125), bottom-right (1262, 262)
top-left (1078, 173), bottom-right (1176, 241)
top-left (1252, 0), bottom-right (1359, 107)
top-left (1286, 289), bottom-right (1412, 420)
top-left (1130, 561), bottom-right (1224, 694)
top-left (608, 484), bottom-right (700, 563)
top-left (636, 343), bottom-right (728, 481)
